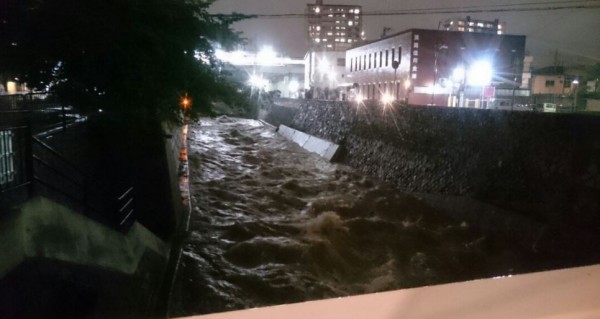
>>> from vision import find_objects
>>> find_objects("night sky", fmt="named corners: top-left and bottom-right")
top-left (209, 0), bottom-right (600, 67)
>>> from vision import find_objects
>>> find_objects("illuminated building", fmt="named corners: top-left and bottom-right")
top-left (441, 16), bottom-right (506, 35)
top-left (306, 0), bottom-right (364, 52)
top-left (345, 29), bottom-right (528, 108)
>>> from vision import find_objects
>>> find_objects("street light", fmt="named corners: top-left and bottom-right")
top-left (572, 79), bottom-right (579, 112)
top-left (467, 60), bottom-right (493, 86)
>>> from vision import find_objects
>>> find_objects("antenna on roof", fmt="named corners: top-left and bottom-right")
top-left (381, 27), bottom-right (392, 38)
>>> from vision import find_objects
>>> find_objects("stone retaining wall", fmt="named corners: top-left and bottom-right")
top-left (265, 99), bottom-right (600, 235)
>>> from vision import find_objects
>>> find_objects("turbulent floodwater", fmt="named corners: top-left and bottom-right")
top-left (169, 117), bottom-right (538, 316)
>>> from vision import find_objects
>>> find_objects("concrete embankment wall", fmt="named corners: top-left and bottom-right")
top-left (264, 99), bottom-right (600, 239)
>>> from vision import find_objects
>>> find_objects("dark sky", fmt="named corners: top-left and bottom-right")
top-left (209, 0), bottom-right (600, 67)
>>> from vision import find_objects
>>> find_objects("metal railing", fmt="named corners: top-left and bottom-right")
top-left (31, 136), bottom-right (136, 231)
top-left (0, 96), bottom-right (136, 231)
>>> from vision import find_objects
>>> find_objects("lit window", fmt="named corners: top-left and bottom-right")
top-left (327, 44), bottom-right (332, 48)
top-left (315, 38), bottom-right (321, 43)
top-left (336, 21), bottom-right (340, 24)
top-left (355, 9), bottom-right (360, 14)
top-left (349, 21), bottom-right (354, 26)
top-left (413, 57), bottom-right (418, 63)
top-left (477, 22), bottom-right (484, 27)
top-left (412, 66), bottom-right (417, 72)
top-left (323, 38), bottom-right (328, 42)
top-left (412, 73), bottom-right (417, 79)
top-left (498, 31), bottom-right (503, 35)
top-left (0, 130), bottom-right (15, 186)
top-left (328, 14), bottom-right (333, 17)
top-left (413, 50), bottom-right (418, 56)
top-left (413, 42), bottom-right (419, 48)
top-left (498, 24), bottom-right (503, 29)
top-left (414, 34), bottom-right (419, 40)
top-left (341, 38), bottom-right (346, 42)
top-left (458, 27), bottom-right (464, 31)
top-left (315, 7), bottom-right (320, 13)
top-left (316, 26), bottom-right (321, 31)
top-left (468, 28), bottom-right (474, 32)
top-left (328, 32), bottom-right (333, 36)
top-left (458, 21), bottom-right (464, 25)
top-left (349, 9), bottom-right (354, 13)
top-left (450, 21), bottom-right (454, 25)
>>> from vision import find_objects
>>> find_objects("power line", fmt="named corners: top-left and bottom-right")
top-left (366, 0), bottom-right (600, 14)
top-left (244, 2), bottom-right (600, 19)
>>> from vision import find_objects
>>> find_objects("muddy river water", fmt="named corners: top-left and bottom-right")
top-left (169, 117), bottom-right (555, 316)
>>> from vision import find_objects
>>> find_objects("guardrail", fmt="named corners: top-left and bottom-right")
top-left (31, 136), bottom-right (136, 231)
top-left (0, 96), bottom-right (136, 232)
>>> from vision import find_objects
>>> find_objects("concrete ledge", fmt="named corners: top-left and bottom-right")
top-left (0, 196), bottom-right (169, 278)
top-left (177, 264), bottom-right (600, 319)
top-left (278, 125), bottom-right (339, 161)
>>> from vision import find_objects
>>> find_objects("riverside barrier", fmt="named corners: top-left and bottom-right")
top-left (262, 98), bottom-right (600, 257)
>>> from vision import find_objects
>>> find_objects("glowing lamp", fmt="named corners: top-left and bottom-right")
top-left (381, 93), bottom-right (394, 105)
top-left (180, 95), bottom-right (191, 110)
top-left (467, 60), bottom-right (493, 86)
top-left (355, 94), bottom-right (365, 104)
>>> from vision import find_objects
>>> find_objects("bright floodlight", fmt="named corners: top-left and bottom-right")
top-left (249, 74), bottom-right (268, 88)
top-left (467, 60), bottom-right (493, 86)
top-left (452, 66), bottom-right (466, 82)
top-left (256, 46), bottom-right (277, 65)
top-left (355, 94), bottom-right (364, 104)
top-left (317, 58), bottom-right (330, 74)
top-left (288, 80), bottom-right (299, 92)
top-left (381, 93), bottom-right (394, 105)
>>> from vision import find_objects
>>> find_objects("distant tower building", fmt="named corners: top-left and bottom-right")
top-left (440, 16), bottom-right (505, 35)
top-left (306, 0), bottom-right (364, 51)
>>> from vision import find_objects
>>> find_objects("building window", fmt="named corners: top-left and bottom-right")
top-left (412, 73), bottom-right (417, 79)
top-left (0, 130), bottom-right (15, 186)
top-left (398, 47), bottom-right (402, 61)
top-left (385, 50), bottom-right (389, 66)
top-left (391, 47), bottom-right (395, 63)
top-left (413, 49), bottom-right (417, 56)
top-left (379, 51), bottom-right (383, 67)
top-left (545, 80), bottom-right (555, 87)
top-left (413, 42), bottom-right (419, 48)
top-left (413, 57), bottom-right (418, 63)
top-left (414, 34), bottom-right (419, 40)
top-left (368, 53), bottom-right (372, 69)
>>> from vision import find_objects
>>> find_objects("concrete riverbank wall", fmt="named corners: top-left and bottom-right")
top-left (263, 99), bottom-right (600, 243)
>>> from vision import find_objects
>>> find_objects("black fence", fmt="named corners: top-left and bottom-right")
top-left (0, 120), bottom-right (33, 207)
top-left (0, 95), bottom-right (135, 232)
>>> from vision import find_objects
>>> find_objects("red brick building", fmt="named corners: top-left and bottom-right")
top-left (345, 29), bottom-right (527, 108)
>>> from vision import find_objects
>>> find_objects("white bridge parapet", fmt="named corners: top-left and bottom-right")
top-left (177, 264), bottom-right (600, 319)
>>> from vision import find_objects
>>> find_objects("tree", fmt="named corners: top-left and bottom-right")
top-left (0, 0), bottom-right (251, 120)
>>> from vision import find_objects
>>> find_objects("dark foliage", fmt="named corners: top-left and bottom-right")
top-left (0, 0), bottom-right (252, 120)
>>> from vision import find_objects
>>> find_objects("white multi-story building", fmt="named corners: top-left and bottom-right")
top-left (306, 0), bottom-right (364, 52)
top-left (440, 16), bottom-right (505, 35)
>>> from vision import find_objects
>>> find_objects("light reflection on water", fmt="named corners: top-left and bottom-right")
top-left (169, 116), bottom-right (550, 317)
